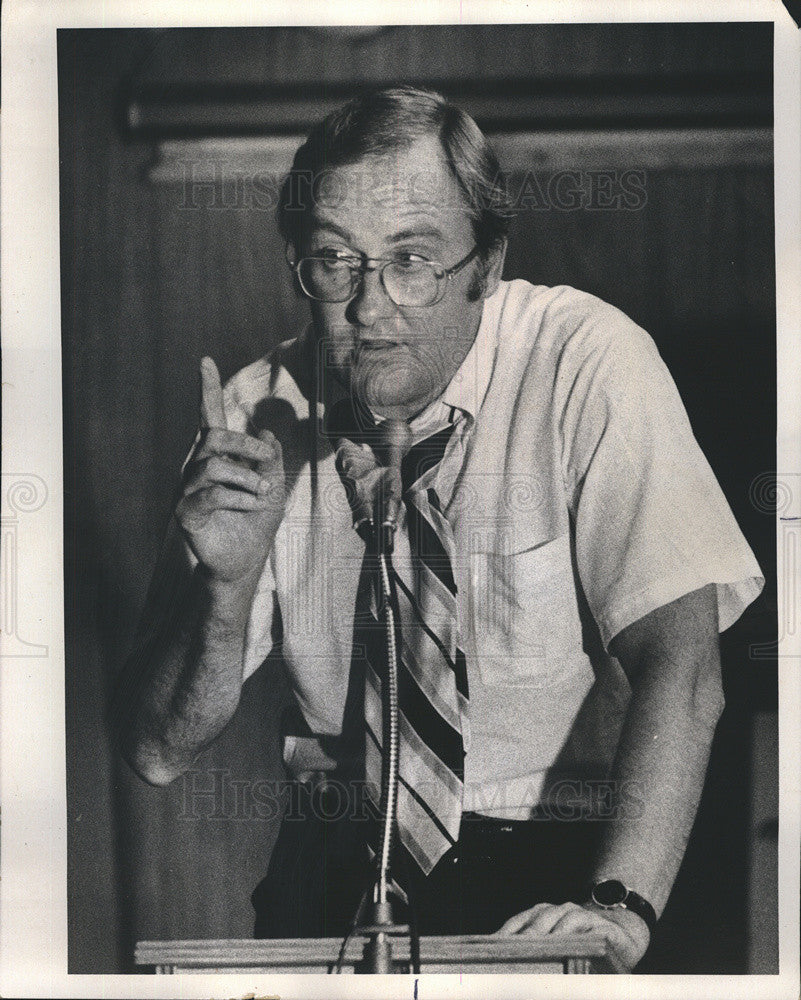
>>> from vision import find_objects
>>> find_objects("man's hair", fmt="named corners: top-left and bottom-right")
top-left (276, 86), bottom-right (515, 263)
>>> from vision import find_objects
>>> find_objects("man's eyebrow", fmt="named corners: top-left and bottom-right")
top-left (308, 220), bottom-right (359, 245)
top-left (388, 226), bottom-right (447, 244)
top-left (308, 220), bottom-right (353, 243)
top-left (308, 220), bottom-right (447, 247)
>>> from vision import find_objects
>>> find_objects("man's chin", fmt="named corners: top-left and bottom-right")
top-left (351, 365), bottom-right (416, 404)
top-left (353, 377), bottom-right (432, 421)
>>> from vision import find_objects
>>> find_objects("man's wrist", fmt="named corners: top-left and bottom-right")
top-left (586, 879), bottom-right (658, 935)
top-left (200, 562), bottom-right (262, 599)
top-left (194, 565), bottom-right (263, 638)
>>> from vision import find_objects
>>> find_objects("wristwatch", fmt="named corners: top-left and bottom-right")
top-left (589, 880), bottom-right (657, 934)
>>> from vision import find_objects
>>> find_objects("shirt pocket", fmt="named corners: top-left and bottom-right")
top-left (468, 532), bottom-right (585, 687)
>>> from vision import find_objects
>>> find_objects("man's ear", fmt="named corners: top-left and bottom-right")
top-left (285, 241), bottom-right (308, 300)
top-left (481, 239), bottom-right (508, 300)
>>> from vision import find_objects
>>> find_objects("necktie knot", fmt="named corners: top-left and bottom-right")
top-left (400, 424), bottom-right (456, 494)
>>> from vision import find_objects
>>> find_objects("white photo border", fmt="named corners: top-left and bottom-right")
top-left (1, 1), bottom-right (798, 997)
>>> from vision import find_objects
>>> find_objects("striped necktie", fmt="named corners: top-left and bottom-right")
top-left (359, 423), bottom-right (470, 878)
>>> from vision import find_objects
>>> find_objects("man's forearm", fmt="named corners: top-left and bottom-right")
top-left (589, 650), bottom-right (723, 914)
top-left (496, 586), bottom-right (723, 968)
top-left (116, 382), bottom-right (285, 787)
top-left (592, 585), bottom-right (724, 915)
top-left (115, 565), bottom-right (261, 786)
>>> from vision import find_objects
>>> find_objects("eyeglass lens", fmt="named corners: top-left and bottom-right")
top-left (297, 258), bottom-right (441, 306)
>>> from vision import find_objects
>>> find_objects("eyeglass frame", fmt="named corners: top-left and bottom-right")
top-left (286, 244), bottom-right (481, 308)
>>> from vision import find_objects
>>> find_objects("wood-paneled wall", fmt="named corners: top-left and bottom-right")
top-left (60, 26), bottom-right (776, 974)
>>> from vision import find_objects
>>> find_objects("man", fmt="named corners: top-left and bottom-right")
top-left (116, 87), bottom-right (763, 970)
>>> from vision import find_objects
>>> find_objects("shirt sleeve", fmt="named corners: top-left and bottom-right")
top-left (560, 307), bottom-right (764, 649)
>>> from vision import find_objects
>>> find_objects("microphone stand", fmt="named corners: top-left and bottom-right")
top-left (355, 426), bottom-right (418, 974)
top-left (332, 420), bottom-right (416, 974)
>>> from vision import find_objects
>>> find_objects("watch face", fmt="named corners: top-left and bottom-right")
top-left (592, 880), bottom-right (627, 906)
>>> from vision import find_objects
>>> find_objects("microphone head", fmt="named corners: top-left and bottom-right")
top-left (378, 420), bottom-right (412, 528)
top-left (380, 419), bottom-right (413, 465)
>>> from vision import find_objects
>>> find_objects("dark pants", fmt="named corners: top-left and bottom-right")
top-left (252, 781), bottom-right (600, 939)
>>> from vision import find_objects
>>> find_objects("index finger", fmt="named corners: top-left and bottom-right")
top-left (199, 356), bottom-right (227, 429)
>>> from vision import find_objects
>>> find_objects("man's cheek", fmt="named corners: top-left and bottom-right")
top-left (424, 331), bottom-right (467, 386)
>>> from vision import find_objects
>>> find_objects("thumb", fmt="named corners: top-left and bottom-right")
top-left (254, 428), bottom-right (285, 513)
top-left (254, 427), bottom-right (283, 477)
top-left (335, 438), bottom-right (379, 482)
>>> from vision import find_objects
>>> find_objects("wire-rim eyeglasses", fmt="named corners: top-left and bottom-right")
top-left (287, 245), bottom-right (480, 308)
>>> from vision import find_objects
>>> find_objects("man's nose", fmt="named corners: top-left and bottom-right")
top-left (346, 266), bottom-right (395, 328)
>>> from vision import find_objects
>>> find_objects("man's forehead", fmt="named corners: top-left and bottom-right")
top-left (306, 160), bottom-right (473, 247)
top-left (308, 208), bottom-right (449, 243)
top-left (323, 132), bottom-right (466, 204)
top-left (314, 161), bottom-right (452, 211)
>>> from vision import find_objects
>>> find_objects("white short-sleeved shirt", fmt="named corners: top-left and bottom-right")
top-left (218, 280), bottom-right (764, 818)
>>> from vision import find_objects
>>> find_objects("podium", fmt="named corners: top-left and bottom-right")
top-left (136, 934), bottom-right (626, 974)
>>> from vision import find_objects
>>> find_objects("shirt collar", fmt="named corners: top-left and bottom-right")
top-left (439, 297), bottom-right (497, 424)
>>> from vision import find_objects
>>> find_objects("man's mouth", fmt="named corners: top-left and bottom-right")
top-left (354, 340), bottom-right (404, 355)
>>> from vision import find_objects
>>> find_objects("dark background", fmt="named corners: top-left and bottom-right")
top-left (59, 24), bottom-right (778, 974)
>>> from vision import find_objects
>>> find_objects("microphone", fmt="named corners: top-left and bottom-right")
top-left (379, 419), bottom-right (413, 544)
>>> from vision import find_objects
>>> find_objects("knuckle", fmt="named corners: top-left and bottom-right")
top-left (204, 427), bottom-right (222, 449)
top-left (177, 481), bottom-right (197, 505)
top-left (262, 479), bottom-right (284, 504)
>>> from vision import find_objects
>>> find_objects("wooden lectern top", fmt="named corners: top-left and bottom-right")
top-left (136, 933), bottom-right (626, 974)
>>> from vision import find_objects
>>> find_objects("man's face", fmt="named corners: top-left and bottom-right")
top-left (303, 134), bottom-right (500, 420)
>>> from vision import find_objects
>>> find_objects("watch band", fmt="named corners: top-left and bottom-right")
top-left (589, 879), bottom-right (657, 934)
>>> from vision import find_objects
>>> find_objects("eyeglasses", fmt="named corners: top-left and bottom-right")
top-left (288, 245), bottom-right (480, 308)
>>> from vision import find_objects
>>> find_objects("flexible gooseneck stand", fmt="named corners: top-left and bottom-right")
top-left (335, 420), bottom-right (417, 975)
